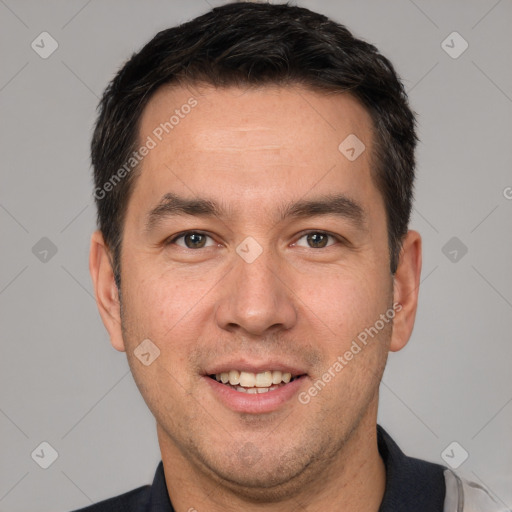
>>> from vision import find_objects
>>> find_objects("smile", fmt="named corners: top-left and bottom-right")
top-left (210, 370), bottom-right (301, 394)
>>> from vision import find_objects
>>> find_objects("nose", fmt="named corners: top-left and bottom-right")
top-left (215, 245), bottom-right (298, 337)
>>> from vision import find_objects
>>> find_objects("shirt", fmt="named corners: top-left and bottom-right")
top-left (70, 424), bottom-right (452, 512)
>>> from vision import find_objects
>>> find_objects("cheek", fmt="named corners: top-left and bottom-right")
top-left (121, 265), bottom-right (216, 349)
top-left (120, 272), bottom-right (200, 403)
top-left (306, 267), bottom-right (391, 339)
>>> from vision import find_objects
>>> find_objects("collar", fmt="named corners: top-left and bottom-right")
top-left (377, 424), bottom-right (446, 511)
top-left (148, 424), bottom-right (446, 511)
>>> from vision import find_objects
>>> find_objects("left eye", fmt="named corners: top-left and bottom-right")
top-left (294, 232), bottom-right (337, 249)
top-left (169, 232), bottom-right (216, 249)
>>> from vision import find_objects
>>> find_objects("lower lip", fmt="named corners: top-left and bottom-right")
top-left (204, 376), bottom-right (306, 414)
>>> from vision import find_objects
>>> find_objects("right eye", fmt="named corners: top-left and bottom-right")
top-left (166, 231), bottom-right (216, 249)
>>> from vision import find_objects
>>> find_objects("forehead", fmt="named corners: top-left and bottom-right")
top-left (132, 83), bottom-right (380, 219)
top-left (139, 83), bottom-right (373, 154)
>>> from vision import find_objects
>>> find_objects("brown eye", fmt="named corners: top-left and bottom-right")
top-left (293, 231), bottom-right (343, 249)
top-left (306, 232), bottom-right (329, 248)
top-left (184, 233), bottom-right (207, 248)
top-left (169, 232), bottom-right (214, 249)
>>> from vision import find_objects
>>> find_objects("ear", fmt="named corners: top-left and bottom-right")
top-left (389, 230), bottom-right (422, 352)
top-left (89, 230), bottom-right (126, 352)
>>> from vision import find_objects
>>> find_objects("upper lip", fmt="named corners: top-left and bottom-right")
top-left (205, 359), bottom-right (307, 376)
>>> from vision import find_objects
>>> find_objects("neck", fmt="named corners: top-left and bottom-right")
top-left (158, 407), bottom-right (386, 512)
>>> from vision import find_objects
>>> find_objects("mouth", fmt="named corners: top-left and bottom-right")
top-left (208, 370), bottom-right (305, 394)
top-left (204, 362), bottom-right (308, 414)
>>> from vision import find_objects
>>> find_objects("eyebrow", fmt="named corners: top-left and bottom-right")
top-left (280, 194), bottom-right (367, 230)
top-left (145, 193), bottom-right (225, 232)
top-left (145, 192), bottom-right (367, 232)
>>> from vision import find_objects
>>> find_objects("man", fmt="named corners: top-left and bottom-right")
top-left (81, 2), bottom-right (502, 511)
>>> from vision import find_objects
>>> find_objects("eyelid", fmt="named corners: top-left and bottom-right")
top-left (292, 229), bottom-right (347, 247)
top-left (166, 230), bottom-right (217, 248)
top-left (164, 229), bottom-right (346, 250)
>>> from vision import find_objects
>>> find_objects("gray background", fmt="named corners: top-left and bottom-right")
top-left (1, 0), bottom-right (511, 510)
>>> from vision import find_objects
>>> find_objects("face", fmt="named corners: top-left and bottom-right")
top-left (91, 84), bottom-right (420, 497)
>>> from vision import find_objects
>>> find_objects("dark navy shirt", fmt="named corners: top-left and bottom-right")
top-left (72, 424), bottom-right (446, 511)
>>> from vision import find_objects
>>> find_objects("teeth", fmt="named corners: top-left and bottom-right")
top-left (214, 370), bottom-right (297, 388)
top-left (229, 370), bottom-right (240, 385)
top-left (272, 370), bottom-right (282, 384)
top-left (239, 371), bottom-right (256, 387)
top-left (255, 371), bottom-right (272, 387)
top-left (228, 385), bottom-right (281, 393)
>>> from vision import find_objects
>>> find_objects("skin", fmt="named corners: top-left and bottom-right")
top-left (90, 84), bottom-right (422, 512)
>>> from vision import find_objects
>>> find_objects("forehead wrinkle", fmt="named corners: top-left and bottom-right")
top-left (195, 146), bottom-right (282, 152)
top-left (192, 127), bottom-right (286, 151)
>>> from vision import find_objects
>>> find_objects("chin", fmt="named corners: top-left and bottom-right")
top-left (212, 469), bottom-right (307, 503)
top-left (198, 445), bottom-right (315, 501)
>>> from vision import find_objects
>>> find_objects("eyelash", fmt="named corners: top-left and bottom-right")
top-left (166, 231), bottom-right (216, 249)
top-left (165, 230), bottom-right (343, 249)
